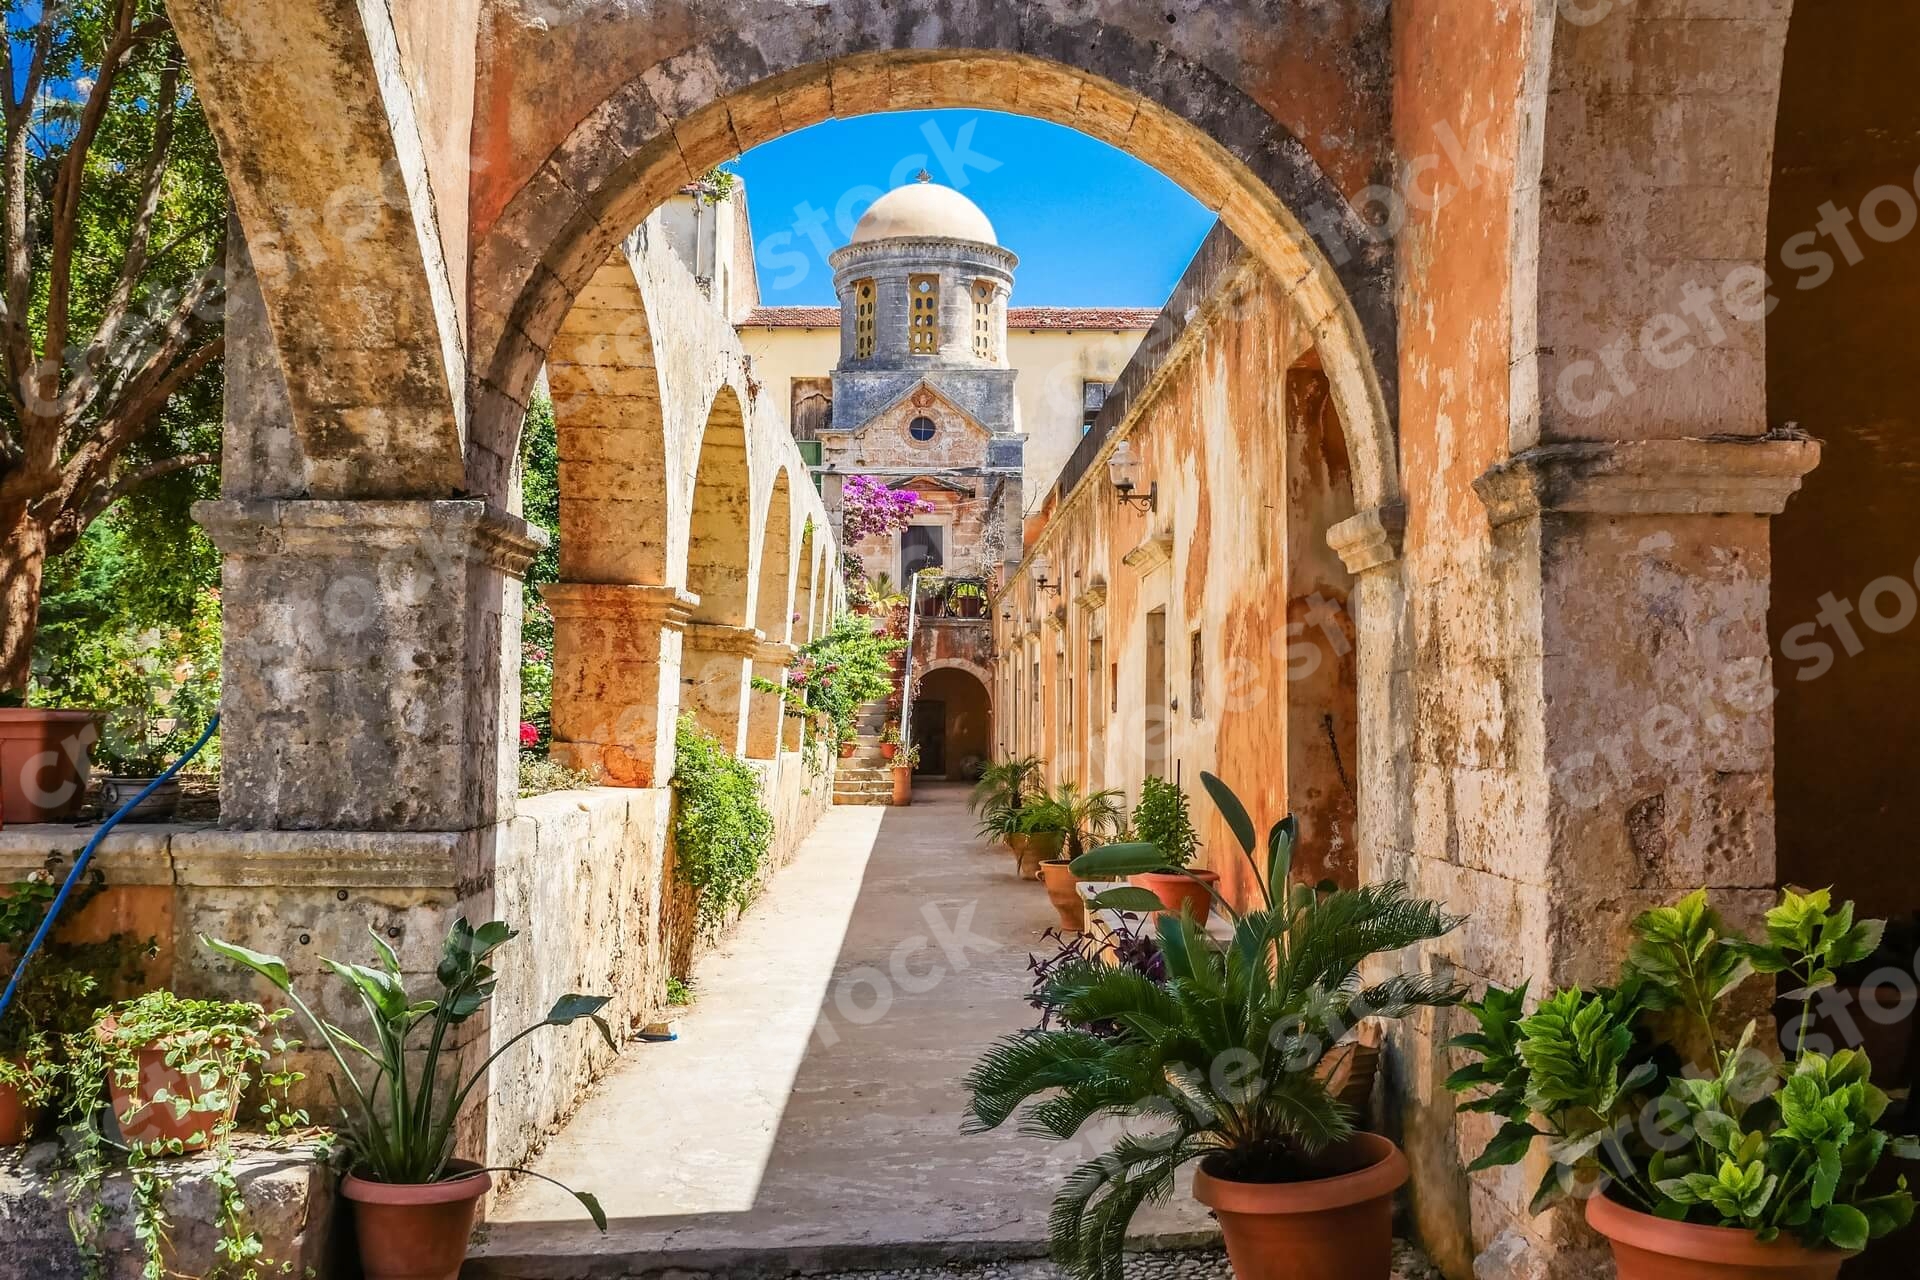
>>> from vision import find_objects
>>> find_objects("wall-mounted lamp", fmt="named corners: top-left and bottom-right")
top-left (1031, 553), bottom-right (1062, 595)
top-left (1107, 439), bottom-right (1157, 512)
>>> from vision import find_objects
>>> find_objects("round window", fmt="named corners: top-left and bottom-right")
top-left (909, 416), bottom-right (937, 442)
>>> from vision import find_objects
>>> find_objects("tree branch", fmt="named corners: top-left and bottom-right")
top-left (44, 0), bottom-right (140, 374)
top-left (69, 449), bottom-right (217, 534)
top-left (80, 58), bottom-right (183, 374)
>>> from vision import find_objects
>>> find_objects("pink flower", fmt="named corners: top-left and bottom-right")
top-left (519, 721), bottom-right (541, 748)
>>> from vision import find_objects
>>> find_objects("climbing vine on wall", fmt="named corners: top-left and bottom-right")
top-left (671, 715), bottom-right (774, 935)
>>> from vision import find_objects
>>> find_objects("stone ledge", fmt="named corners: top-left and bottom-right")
top-left (0, 1138), bottom-right (335, 1280)
top-left (1472, 436), bottom-right (1821, 527)
top-left (194, 496), bottom-right (548, 577)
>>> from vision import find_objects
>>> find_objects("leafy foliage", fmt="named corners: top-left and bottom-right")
top-left (1130, 776), bottom-right (1197, 870)
top-left (671, 714), bottom-right (774, 936)
top-left (780, 612), bottom-right (902, 750)
top-left (991, 783), bottom-right (1126, 860)
top-left (1448, 887), bottom-right (1918, 1250)
top-left (969, 755), bottom-right (1045, 819)
top-left (61, 988), bottom-right (303, 1280)
top-left (966, 773), bottom-right (1465, 1280)
top-left (201, 918), bottom-right (611, 1230)
top-left (516, 390), bottom-right (560, 749)
top-left (2, 0), bottom-right (230, 693)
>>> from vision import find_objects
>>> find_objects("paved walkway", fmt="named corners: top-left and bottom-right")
top-left (468, 782), bottom-right (1217, 1277)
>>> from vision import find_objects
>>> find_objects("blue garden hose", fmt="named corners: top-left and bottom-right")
top-left (0, 713), bottom-right (220, 1023)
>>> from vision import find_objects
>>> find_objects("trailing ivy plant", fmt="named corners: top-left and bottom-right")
top-left (1448, 887), bottom-right (1919, 1252)
top-left (61, 990), bottom-right (305, 1280)
top-left (1129, 775), bottom-right (1197, 870)
top-left (672, 714), bottom-right (774, 936)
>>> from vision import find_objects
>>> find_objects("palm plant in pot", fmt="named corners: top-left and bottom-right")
top-left (202, 918), bottom-right (612, 1280)
top-left (969, 755), bottom-right (1046, 832)
top-left (1124, 774), bottom-right (1215, 923)
top-left (968, 772), bottom-right (1465, 1280)
top-left (1447, 887), bottom-right (1919, 1280)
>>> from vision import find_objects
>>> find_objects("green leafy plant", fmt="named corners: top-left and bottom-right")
top-left (969, 755), bottom-right (1046, 820)
top-left (965, 773), bottom-right (1465, 1280)
top-left (671, 714), bottom-right (774, 936)
top-left (200, 919), bottom-right (610, 1230)
top-left (880, 722), bottom-right (902, 746)
top-left (61, 989), bottom-right (304, 1280)
top-left (780, 613), bottom-right (904, 754)
top-left (1013, 783), bottom-right (1126, 860)
top-left (893, 742), bottom-right (922, 769)
top-left (1129, 775), bottom-right (1197, 871)
top-left (1447, 887), bottom-right (1919, 1252)
top-left (665, 978), bottom-right (695, 1008)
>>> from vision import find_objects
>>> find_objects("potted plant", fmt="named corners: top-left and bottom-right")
top-left (1125, 774), bottom-right (1217, 923)
top-left (1448, 887), bottom-right (1919, 1280)
top-left (75, 989), bottom-right (289, 1151)
top-left (0, 703), bottom-right (99, 823)
top-left (950, 579), bottom-right (986, 618)
top-left (968, 755), bottom-right (1045, 845)
top-left (982, 799), bottom-right (1066, 879)
top-left (837, 728), bottom-right (858, 760)
top-left (879, 722), bottom-right (902, 761)
top-left (202, 918), bottom-right (611, 1280)
top-left (891, 742), bottom-right (920, 805)
top-left (971, 772), bottom-right (1465, 1280)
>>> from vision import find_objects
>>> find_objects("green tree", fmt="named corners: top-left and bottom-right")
top-left (0, 0), bottom-right (227, 695)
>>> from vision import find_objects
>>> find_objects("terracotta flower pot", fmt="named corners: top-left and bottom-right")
top-left (891, 764), bottom-right (912, 805)
top-left (0, 708), bottom-right (99, 824)
top-left (1006, 831), bottom-right (1065, 880)
top-left (0, 1060), bottom-right (34, 1146)
top-left (838, 742), bottom-right (857, 759)
top-left (1192, 1133), bottom-right (1408, 1280)
top-left (344, 1163), bottom-right (493, 1280)
top-left (1039, 860), bottom-right (1085, 931)
top-left (1586, 1192), bottom-right (1853, 1280)
top-left (1128, 868), bottom-right (1220, 925)
top-left (879, 742), bottom-right (898, 761)
top-left (98, 1020), bottom-right (244, 1151)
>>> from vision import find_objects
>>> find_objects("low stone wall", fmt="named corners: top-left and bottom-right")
top-left (0, 750), bottom-right (836, 1188)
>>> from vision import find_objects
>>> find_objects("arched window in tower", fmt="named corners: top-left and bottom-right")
top-left (853, 279), bottom-right (876, 358)
top-left (972, 280), bottom-right (997, 360)
top-left (909, 274), bottom-right (940, 353)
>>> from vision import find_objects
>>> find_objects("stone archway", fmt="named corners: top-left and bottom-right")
top-left (681, 384), bottom-right (760, 750)
top-left (745, 470), bottom-right (795, 759)
top-left (913, 660), bottom-right (994, 782)
top-left (467, 29), bottom-right (1402, 517)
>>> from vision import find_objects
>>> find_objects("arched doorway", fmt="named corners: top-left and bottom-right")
top-left (912, 664), bottom-right (993, 782)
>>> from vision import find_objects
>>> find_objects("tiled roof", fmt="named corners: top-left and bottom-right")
top-left (737, 305), bottom-right (1159, 330)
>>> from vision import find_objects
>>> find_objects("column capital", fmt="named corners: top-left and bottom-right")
top-left (1473, 436), bottom-right (1821, 528)
top-left (753, 639), bottom-right (798, 666)
top-left (539, 582), bottom-right (698, 627)
top-left (684, 622), bottom-right (766, 657)
top-left (1327, 501), bottom-right (1405, 575)
top-left (194, 497), bottom-right (549, 579)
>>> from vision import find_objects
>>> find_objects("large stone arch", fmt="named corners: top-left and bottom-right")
top-left (684, 385), bottom-right (755, 627)
top-left (468, 15), bottom-right (1402, 513)
top-left (752, 469), bottom-right (796, 642)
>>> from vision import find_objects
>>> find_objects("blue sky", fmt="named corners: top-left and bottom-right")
top-left (733, 110), bottom-right (1216, 308)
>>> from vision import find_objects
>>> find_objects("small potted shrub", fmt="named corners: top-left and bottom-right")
top-left (967, 756), bottom-right (1045, 848)
top-left (77, 990), bottom-right (288, 1151)
top-left (1448, 887), bottom-right (1919, 1280)
top-left (891, 742), bottom-right (919, 805)
top-left (203, 918), bottom-right (611, 1280)
top-left (879, 723), bottom-right (902, 761)
top-left (973, 772), bottom-right (1465, 1280)
top-left (836, 727), bottom-right (858, 759)
top-left (950, 579), bottom-right (986, 618)
top-left (1125, 774), bottom-right (1215, 923)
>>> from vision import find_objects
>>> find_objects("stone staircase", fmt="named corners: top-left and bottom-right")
top-left (832, 700), bottom-right (898, 805)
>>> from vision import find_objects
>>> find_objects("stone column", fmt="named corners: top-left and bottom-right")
top-left (681, 623), bottom-right (763, 753)
top-left (746, 640), bottom-right (797, 760)
top-left (1438, 437), bottom-right (1817, 1279)
top-left (542, 583), bottom-right (696, 787)
top-left (195, 499), bottom-right (545, 831)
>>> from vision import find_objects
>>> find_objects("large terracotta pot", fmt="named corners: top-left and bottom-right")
top-left (879, 742), bottom-right (898, 761)
top-left (0, 1059), bottom-right (33, 1145)
top-left (99, 1021), bottom-right (244, 1150)
top-left (892, 765), bottom-right (912, 806)
top-left (1006, 831), bottom-right (1064, 879)
top-left (1129, 868), bottom-right (1220, 925)
top-left (1191, 1133), bottom-right (1408, 1280)
top-left (0, 708), bottom-right (98, 824)
top-left (344, 1163), bottom-right (492, 1280)
top-left (1587, 1193), bottom-right (1853, 1280)
top-left (1039, 860), bottom-right (1085, 930)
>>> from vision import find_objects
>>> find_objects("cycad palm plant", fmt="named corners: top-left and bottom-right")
top-left (969, 754), bottom-right (1045, 818)
top-left (964, 774), bottom-right (1464, 1280)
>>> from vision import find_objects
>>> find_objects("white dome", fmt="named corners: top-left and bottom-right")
top-left (850, 180), bottom-right (997, 246)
